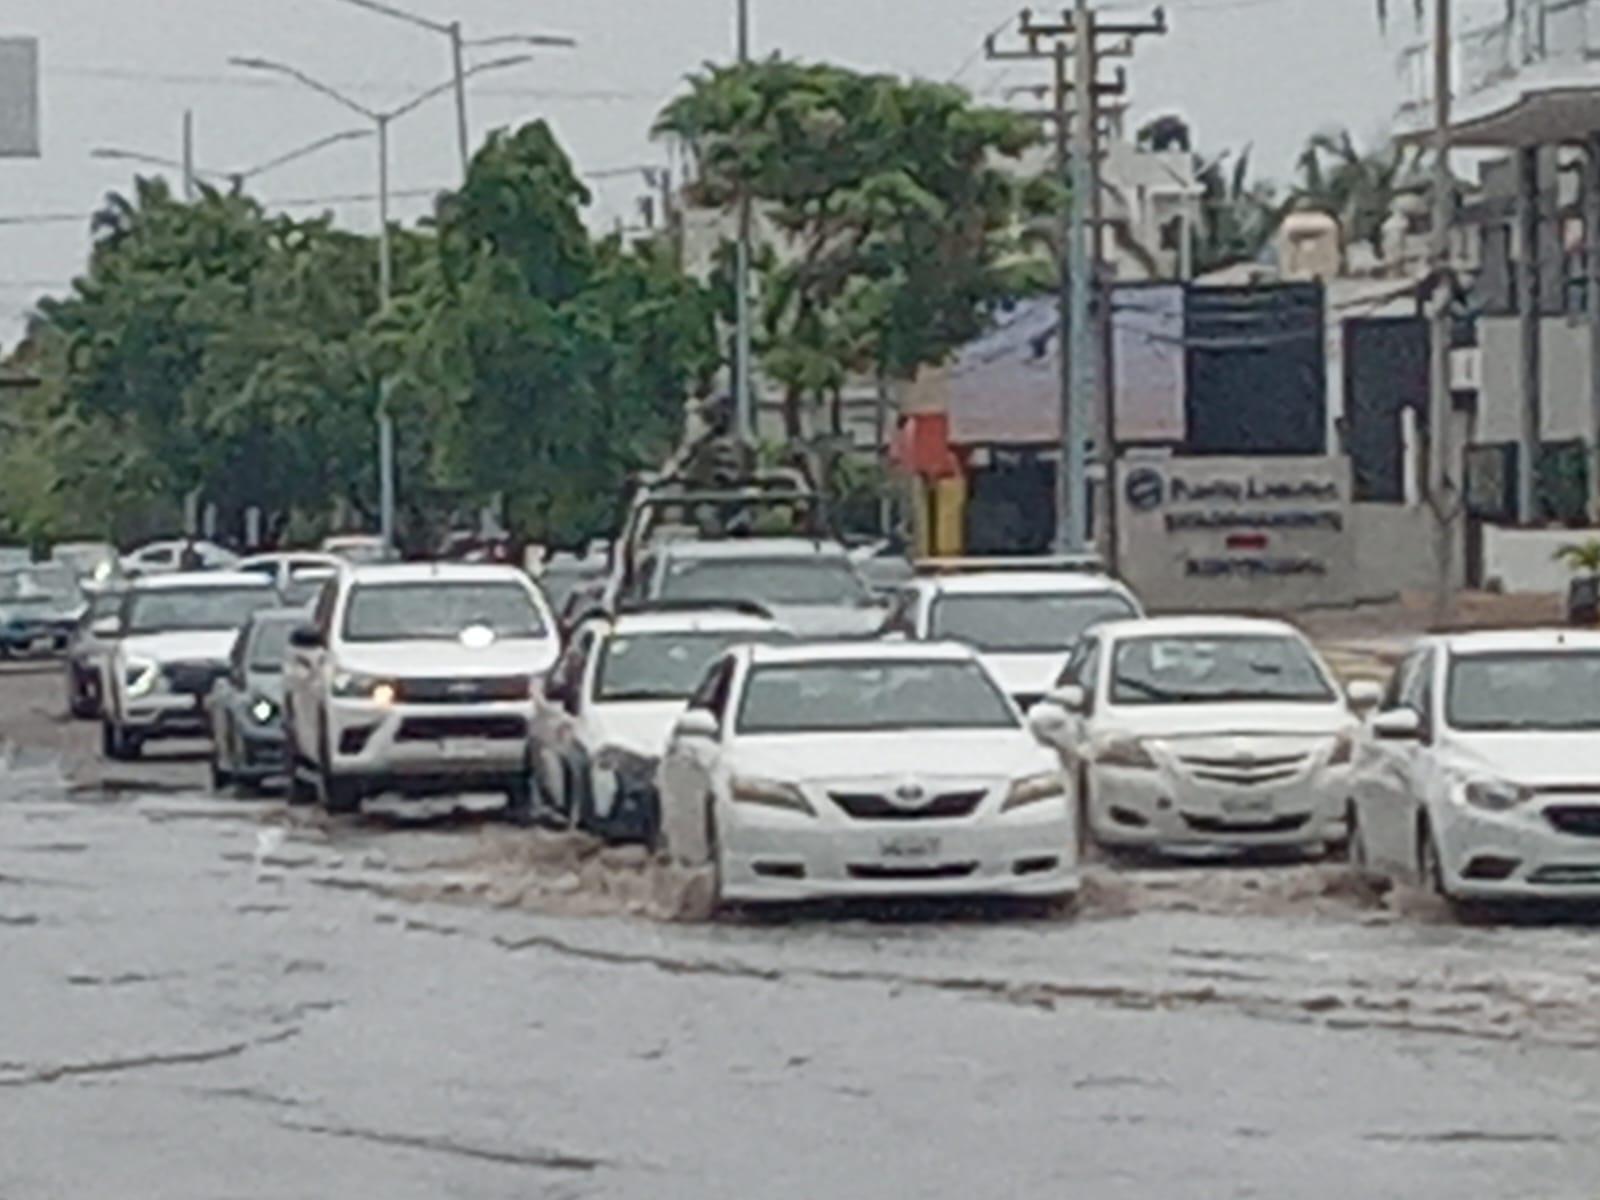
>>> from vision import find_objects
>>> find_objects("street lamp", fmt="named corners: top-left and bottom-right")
top-left (324, 0), bottom-right (574, 179)
top-left (91, 128), bottom-right (372, 193)
top-left (230, 51), bottom-right (535, 549)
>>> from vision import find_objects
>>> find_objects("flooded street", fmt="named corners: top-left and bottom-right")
top-left (3, 661), bottom-right (1599, 1198)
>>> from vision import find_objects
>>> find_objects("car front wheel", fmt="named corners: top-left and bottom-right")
top-left (317, 719), bottom-right (363, 815)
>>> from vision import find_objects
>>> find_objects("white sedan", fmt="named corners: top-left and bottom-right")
top-left (1029, 616), bottom-right (1377, 854)
top-left (657, 641), bottom-right (1077, 907)
top-left (1351, 630), bottom-right (1600, 906)
top-left (530, 604), bottom-right (787, 840)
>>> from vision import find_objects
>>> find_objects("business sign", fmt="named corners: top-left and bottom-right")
top-left (1118, 456), bottom-right (1354, 610)
top-left (0, 38), bottom-right (40, 158)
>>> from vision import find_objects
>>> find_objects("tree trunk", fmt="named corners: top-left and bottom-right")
top-left (783, 384), bottom-right (803, 441)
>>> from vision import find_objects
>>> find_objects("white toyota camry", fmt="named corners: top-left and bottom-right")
top-left (1029, 616), bottom-right (1375, 854)
top-left (657, 641), bottom-right (1077, 906)
top-left (1351, 630), bottom-right (1600, 906)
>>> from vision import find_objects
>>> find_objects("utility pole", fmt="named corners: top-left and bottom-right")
top-left (985, 4), bottom-right (1164, 557)
top-left (376, 112), bottom-right (395, 551)
top-left (1425, 0), bottom-right (1457, 625)
top-left (181, 110), bottom-right (196, 201)
top-left (449, 21), bottom-right (471, 177)
top-left (734, 0), bottom-right (755, 444)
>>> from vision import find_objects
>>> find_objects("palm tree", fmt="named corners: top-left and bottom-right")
top-left (1292, 129), bottom-right (1423, 258)
top-left (1556, 539), bottom-right (1600, 578)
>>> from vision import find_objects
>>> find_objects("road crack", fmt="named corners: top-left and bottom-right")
top-left (280, 1121), bottom-right (604, 1172)
top-left (0, 1026), bottom-right (300, 1089)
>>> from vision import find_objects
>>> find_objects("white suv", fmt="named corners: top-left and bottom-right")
top-left (283, 563), bottom-right (559, 816)
top-left (101, 572), bottom-right (280, 760)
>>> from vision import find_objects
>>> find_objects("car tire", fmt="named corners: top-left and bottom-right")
top-left (1074, 765), bottom-right (1102, 864)
top-left (284, 713), bottom-right (317, 806)
top-left (101, 719), bottom-right (141, 762)
top-left (317, 719), bottom-right (362, 816)
top-left (505, 752), bottom-right (535, 827)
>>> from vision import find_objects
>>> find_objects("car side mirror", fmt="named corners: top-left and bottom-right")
top-left (1028, 702), bottom-right (1074, 746)
top-left (1346, 680), bottom-right (1383, 712)
top-left (673, 710), bottom-right (719, 741)
top-left (1372, 708), bottom-right (1423, 741)
top-left (1047, 684), bottom-right (1088, 713)
top-left (91, 616), bottom-right (121, 637)
top-left (289, 625), bottom-right (324, 650)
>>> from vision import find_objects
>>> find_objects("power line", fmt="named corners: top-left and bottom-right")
top-left (52, 65), bottom-right (658, 103)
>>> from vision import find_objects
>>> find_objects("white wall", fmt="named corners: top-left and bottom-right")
top-left (1482, 526), bottom-right (1586, 594)
top-left (1476, 316), bottom-right (1592, 444)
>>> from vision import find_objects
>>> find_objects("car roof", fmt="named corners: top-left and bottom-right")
top-left (130, 571), bottom-right (276, 592)
top-left (237, 552), bottom-right (343, 569)
top-left (1436, 628), bottom-right (1600, 655)
top-left (657, 538), bottom-right (850, 561)
top-left (343, 562), bottom-right (532, 586)
top-left (610, 609), bottom-right (782, 636)
top-left (1093, 615), bottom-right (1304, 640)
top-left (744, 639), bottom-right (979, 666)
top-left (914, 571), bottom-right (1137, 597)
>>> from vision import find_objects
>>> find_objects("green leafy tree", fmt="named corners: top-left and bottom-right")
top-left (1292, 129), bottom-right (1421, 257)
top-left (656, 61), bottom-right (1039, 441)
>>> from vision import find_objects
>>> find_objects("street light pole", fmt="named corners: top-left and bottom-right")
top-left (324, 0), bottom-right (572, 184)
top-left (449, 21), bottom-right (470, 177)
top-left (231, 52), bottom-right (535, 549)
top-left (734, 0), bottom-right (755, 444)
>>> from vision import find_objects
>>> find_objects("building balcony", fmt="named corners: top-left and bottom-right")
top-left (1395, 0), bottom-right (1600, 145)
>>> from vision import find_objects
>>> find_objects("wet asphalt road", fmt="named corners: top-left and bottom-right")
top-left (3, 660), bottom-right (1600, 1199)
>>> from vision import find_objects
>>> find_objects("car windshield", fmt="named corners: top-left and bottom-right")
top-left (659, 556), bottom-right (868, 608)
top-left (736, 659), bottom-right (1019, 734)
top-left (0, 568), bottom-right (77, 605)
top-left (343, 581), bottom-right (547, 642)
top-left (247, 621), bottom-right (295, 672)
top-left (282, 571), bottom-right (334, 607)
top-left (1110, 634), bottom-right (1335, 705)
top-left (125, 587), bottom-right (274, 634)
top-left (1447, 651), bottom-right (1600, 731)
top-left (595, 630), bottom-right (785, 702)
top-left (931, 591), bottom-right (1138, 653)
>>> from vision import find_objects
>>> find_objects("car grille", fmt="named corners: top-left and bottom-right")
top-left (847, 863), bottom-right (979, 881)
top-left (1181, 812), bottom-right (1311, 835)
top-left (829, 790), bottom-right (987, 821)
top-left (395, 676), bottom-right (531, 703)
top-left (395, 715), bottom-right (527, 742)
top-left (162, 661), bottom-right (226, 695)
top-left (1527, 864), bottom-right (1600, 885)
top-left (1544, 805), bottom-right (1600, 838)
top-left (1180, 751), bottom-right (1310, 787)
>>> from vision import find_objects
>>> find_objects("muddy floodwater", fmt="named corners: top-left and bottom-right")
top-left (2, 659), bottom-right (1599, 1198)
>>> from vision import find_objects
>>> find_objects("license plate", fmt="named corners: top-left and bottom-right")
top-left (879, 834), bottom-right (941, 861)
top-left (1221, 795), bottom-right (1274, 817)
top-left (442, 740), bottom-right (490, 761)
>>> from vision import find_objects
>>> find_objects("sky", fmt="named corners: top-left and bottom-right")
top-left (0, 0), bottom-right (1495, 348)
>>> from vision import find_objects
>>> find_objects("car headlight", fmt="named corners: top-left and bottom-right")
top-left (594, 745), bottom-right (659, 781)
top-left (124, 659), bottom-right (158, 697)
top-left (331, 670), bottom-right (395, 702)
top-left (250, 696), bottom-right (279, 725)
top-left (1002, 770), bottom-right (1068, 812)
top-left (1326, 732), bottom-right (1354, 766)
top-left (730, 775), bottom-right (816, 815)
top-left (1096, 734), bottom-right (1156, 770)
top-left (1460, 779), bottom-right (1534, 812)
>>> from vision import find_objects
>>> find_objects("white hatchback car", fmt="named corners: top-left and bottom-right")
top-left (657, 641), bottom-right (1076, 907)
top-left (1030, 616), bottom-right (1375, 854)
top-left (530, 603), bottom-right (787, 840)
top-left (1351, 630), bottom-right (1600, 906)
top-left (283, 563), bottom-right (559, 815)
top-left (883, 565), bottom-right (1143, 709)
